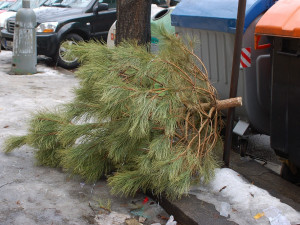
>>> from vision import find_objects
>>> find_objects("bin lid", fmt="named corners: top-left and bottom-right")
top-left (171, 0), bottom-right (275, 33)
top-left (255, 0), bottom-right (300, 38)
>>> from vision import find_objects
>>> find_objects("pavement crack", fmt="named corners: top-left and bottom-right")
top-left (88, 201), bottom-right (97, 215)
top-left (0, 181), bottom-right (14, 189)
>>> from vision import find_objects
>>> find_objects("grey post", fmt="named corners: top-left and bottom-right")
top-left (11, 0), bottom-right (37, 75)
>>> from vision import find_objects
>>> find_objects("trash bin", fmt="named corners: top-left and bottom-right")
top-left (171, 0), bottom-right (275, 135)
top-left (255, 0), bottom-right (300, 167)
top-left (151, 7), bottom-right (175, 52)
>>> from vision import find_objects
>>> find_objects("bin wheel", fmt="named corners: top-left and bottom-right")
top-left (56, 33), bottom-right (83, 69)
top-left (280, 161), bottom-right (300, 185)
top-left (239, 138), bottom-right (248, 157)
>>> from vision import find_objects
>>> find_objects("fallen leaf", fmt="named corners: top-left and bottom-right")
top-left (125, 218), bottom-right (142, 225)
top-left (16, 200), bottom-right (20, 205)
top-left (219, 186), bottom-right (227, 192)
top-left (3, 125), bottom-right (9, 128)
top-left (250, 193), bottom-right (254, 197)
top-left (214, 213), bottom-right (220, 219)
top-left (232, 208), bottom-right (237, 212)
top-left (158, 215), bottom-right (169, 220)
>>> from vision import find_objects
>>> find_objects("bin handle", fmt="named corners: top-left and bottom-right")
top-left (255, 35), bottom-right (271, 50)
top-left (277, 51), bottom-right (300, 57)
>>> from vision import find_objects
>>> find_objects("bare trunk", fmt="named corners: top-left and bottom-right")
top-left (201, 97), bottom-right (242, 110)
top-left (116, 0), bottom-right (151, 45)
top-left (215, 97), bottom-right (242, 110)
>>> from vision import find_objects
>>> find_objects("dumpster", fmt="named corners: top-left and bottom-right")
top-left (171, 0), bottom-right (275, 135)
top-left (255, 0), bottom-right (300, 168)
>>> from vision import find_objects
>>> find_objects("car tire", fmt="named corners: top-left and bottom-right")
top-left (56, 33), bottom-right (83, 69)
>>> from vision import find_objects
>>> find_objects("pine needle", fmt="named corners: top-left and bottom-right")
top-left (4, 135), bottom-right (27, 153)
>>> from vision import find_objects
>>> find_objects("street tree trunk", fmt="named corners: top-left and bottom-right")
top-left (116, 0), bottom-right (151, 45)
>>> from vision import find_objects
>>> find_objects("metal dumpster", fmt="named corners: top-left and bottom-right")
top-left (255, 0), bottom-right (300, 168)
top-left (171, 0), bottom-right (275, 135)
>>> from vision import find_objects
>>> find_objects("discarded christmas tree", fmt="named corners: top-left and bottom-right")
top-left (4, 30), bottom-right (241, 199)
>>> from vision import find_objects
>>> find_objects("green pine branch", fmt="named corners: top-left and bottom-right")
top-left (3, 28), bottom-right (224, 200)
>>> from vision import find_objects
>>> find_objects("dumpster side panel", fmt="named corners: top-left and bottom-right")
top-left (288, 58), bottom-right (300, 167)
top-left (270, 42), bottom-right (288, 155)
top-left (175, 27), bottom-right (247, 120)
top-left (175, 15), bottom-right (272, 134)
top-left (242, 15), bottom-right (271, 134)
top-left (271, 37), bottom-right (300, 167)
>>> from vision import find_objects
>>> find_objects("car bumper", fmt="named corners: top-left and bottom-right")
top-left (1, 29), bottom-right (58, 57)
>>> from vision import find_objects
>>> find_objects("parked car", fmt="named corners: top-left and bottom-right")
top-left (0, 0), bottom-right (47, 29)
top-left (0, 0), bottom-right (16, 14)
top-left (1, 0), bottom-right (116, 69)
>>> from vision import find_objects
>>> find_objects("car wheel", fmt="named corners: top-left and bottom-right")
top-left (56, 33), bottom-right (83, 69)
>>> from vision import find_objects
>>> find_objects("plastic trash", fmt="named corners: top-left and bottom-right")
top-left (90, 183), bottom-right (96, 194)
top-left (143, 197), bottom-right (149, 204)
top-left (131, 207), bottom-right (148, 218)
top-left (166, 215), bottom-right (177, 225)
top-left (254, 212), bottom-right (265, 219)
top-left (130, 198), bottom-right (165, 220)
top-left (139, 217), bottom-right (146, 223)
top-left (263, 207), bottom-right (291, 225)
top-left (219, 202), bottom-right (231, 217)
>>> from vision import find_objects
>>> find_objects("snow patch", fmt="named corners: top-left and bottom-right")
top-left (190, 168), bottom-right (300, 225)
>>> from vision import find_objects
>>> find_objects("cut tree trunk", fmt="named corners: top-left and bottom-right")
top-left (215, 97), bottom-right (242, 110)
top-left (116, 0), bottom-right (151, 45)
top-left (201, 97), bottom-right (242, 110)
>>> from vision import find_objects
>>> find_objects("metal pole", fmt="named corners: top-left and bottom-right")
top-left (223, 0), bottom-right (247, 166)
top-left (11, 0), bottom-right (37, 75)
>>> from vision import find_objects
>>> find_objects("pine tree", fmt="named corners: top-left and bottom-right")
top-left (4, 30), bottom-right (240, 200)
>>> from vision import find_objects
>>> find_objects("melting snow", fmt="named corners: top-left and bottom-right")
top-left (190, 168), bottom-right (300, 225)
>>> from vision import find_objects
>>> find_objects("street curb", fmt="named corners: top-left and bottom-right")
top-left (152, 194), bottom-right (237, 225)
top-left (151, 152), bottom-right (300, 225)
